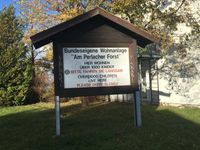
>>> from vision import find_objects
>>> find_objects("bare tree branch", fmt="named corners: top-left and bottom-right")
top-left (144, 0), bottom-right (186, 28)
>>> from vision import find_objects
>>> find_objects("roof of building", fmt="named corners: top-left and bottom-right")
top-left (31, 7), bottom-right (160, 48)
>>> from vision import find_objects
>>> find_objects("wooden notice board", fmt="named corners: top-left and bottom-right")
top-left (53, 42), bottom-right (138, 97)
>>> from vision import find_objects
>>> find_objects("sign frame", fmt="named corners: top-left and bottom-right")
top-left (55, 41), bottom-right (138, 97)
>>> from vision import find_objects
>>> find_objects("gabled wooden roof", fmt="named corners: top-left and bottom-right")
top-left (31, 7), bottom-right (159, 49)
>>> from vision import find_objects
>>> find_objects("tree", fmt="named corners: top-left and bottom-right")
top-left (17, 0), bottom-right (111, 102)
top-left (110, 0), bottom-right (200, 98)
top-left (0, 6), bottom-right (34, 106)
top-left (18, 0), bottom-right (111, 62)
top-left (17, 0), bottom-right (198, 62)
top-left (110, 0), bottom-right (191, 48)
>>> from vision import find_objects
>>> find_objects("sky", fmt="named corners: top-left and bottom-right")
top-left (0, 0), bottom-right (20, 15)
top-left (0, 0), bottom-right (16, 11)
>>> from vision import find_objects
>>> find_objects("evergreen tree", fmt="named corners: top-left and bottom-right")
top-left (0, 6), bottom-right (33, 106)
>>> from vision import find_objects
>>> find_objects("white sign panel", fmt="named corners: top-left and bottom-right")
top-left (63, 47), bottom-right (130, 88)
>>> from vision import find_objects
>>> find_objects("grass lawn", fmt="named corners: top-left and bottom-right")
top-left (0, 101), bottom-right (200, 150)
